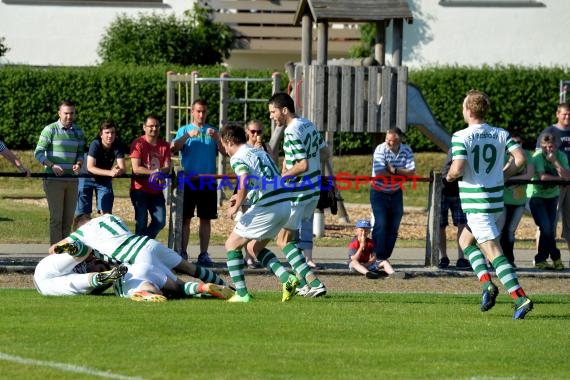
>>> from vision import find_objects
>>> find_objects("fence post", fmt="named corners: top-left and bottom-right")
top-left (425, 170), bottom-right (442, 267)
top-left (168, 169), bottom-right (184, 253)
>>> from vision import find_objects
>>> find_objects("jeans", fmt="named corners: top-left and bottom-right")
top-left (130, 189), bottom-right (166, 239)
top-left (76, 177), bottom-right (114, 215)
top-left (499, 203), bottom-right (525, 264)
top-left (370, 189), bottom-right (403, 261)
top-left (529, 196), bottom-right (561, 263)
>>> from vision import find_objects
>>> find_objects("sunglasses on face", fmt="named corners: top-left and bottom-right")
top-left (248, 129), bottom-right (263, 135)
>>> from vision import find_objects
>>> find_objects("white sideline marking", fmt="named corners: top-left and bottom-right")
top-left (0, 352), bottom-right (144, 380)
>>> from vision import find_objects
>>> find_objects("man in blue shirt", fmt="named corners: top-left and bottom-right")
top-left (171, 99), bottom-right (225, 267)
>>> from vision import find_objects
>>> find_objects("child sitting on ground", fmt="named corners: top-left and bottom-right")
top-left (347, 219), bottom-right (398, 279)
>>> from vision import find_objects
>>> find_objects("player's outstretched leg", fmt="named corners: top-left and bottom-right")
top-left (283, 242), bottom-right (327, 298)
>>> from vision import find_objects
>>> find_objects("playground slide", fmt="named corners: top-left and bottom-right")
top-left (407, 83), bottom-right (451, 152)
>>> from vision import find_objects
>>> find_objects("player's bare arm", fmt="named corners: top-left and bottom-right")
top-left (446, 159), bottom-right (466, 182)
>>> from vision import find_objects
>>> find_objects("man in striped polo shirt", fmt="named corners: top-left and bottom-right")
top-left (34, 100), bottom-right (85, 244)
top-left (370, 127), bottom-right (415, 266)
top-left (221, 124), bottom-right (300, 302)
top-left (447, 89), bottom-right (533, 319)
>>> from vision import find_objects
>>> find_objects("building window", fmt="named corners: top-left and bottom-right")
top-left (439, 0), bottom-right (545, 7)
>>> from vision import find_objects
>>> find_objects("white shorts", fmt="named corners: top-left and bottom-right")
top-left (133, 239), bottom-right (183, 269)
top-left (234, 202), bottom-right (290, 240)
top-left (466, 211), bottom-right (505, 244)
top-left (283, 197), bottom-right (319, 230)
top-left (33, 254), bottom-right (91, 296)
top-left (113, 262), bottom-right (172, 297)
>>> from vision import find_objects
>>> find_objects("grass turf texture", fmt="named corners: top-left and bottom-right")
top-left (1, 289), bottom-right (569, 379)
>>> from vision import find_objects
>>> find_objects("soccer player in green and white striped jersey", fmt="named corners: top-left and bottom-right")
top-left (51, 213), bottom-right (232, 301)
top-left (269, 92), bottom-right (329, 298)
top-left (447, 89), bottom-right (533, 319)
top-left (221, 124), bottom-right (299, 302)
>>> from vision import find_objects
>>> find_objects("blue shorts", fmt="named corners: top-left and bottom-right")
top-left (440, 195), bottom-right (467, 228)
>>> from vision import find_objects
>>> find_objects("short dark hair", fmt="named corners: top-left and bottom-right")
top-left (192, 99), bottom-right (207, 108)
top-left (99, 120), bottom-right (118, 133)
top-left (59, 99), bottom-right (76, 109)
top-left (220, 124), bottom-right (246, 145)
top-left (268, 92), bottom-right (295, 113)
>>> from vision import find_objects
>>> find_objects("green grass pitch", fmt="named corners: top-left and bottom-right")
top-left (1, 289), bottom-right (569, 379)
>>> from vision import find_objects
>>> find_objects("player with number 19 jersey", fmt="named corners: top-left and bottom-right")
top-left (283, 117), bottom-right (326, 204)
top-left (451, 124), bottom-right (519, 214)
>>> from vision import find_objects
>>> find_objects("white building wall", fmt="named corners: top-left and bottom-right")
top-left (1, 0), bottom-right (569, 69)
top-left (0, 0), bottom-right (188, 66)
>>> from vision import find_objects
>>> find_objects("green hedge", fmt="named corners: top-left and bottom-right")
top-left (0, 64), bottom-right (568, 151)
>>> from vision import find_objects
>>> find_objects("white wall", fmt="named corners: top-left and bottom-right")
top-left (0, 0), bottom-right (188, 66)
top-left (393, 1), bottom-right (570, 68)
top-left (1, 0), bottom-right (569, 69)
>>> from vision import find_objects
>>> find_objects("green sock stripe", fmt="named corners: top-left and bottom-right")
top-left (492, 255), bottom-right (521, 294)
top-left (89, 274), bottom-right (100, 288)
top-left (184, 282), bottom-right (200, 296)
top-left (227, 250), bottom-right (247, 296)
top-left (195, 266), bottom-right (224, 286)
top-left (283, 242), bottom-right (313, 287)
top-left (258, 248), bottom-right (289, 283)
top-left (466, 245), bottom-right (489, 280)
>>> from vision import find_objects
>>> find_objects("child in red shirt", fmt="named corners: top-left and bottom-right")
top-left (347, 219), bottom-right (397, 279)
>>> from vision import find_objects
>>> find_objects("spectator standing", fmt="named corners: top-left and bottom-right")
top-left (527, 133), bottom-right (570, 270)
top-left (34, 99), bottom-right (85, 244)
top-left (500, 134), bottom-right (534, 267)
top-left (446, 89), bottom-right (533, 319)
top-left (536, 103), bottom-right (570, 259)
top-left (170, 99), bottom-right (224, 267)
top-left (370, 127), bottom-right (415, 265)
top-left (130, 115), bottom-right (171, 239)
top-left (269, 92), bottom-right (329, 297)
top-left (347, 219), bottom-right (397, 279)
top-left (0, 140), bottom-right (30, 176)
top-left (439, 149), bottom-right (470, 270)
top-left (76, 120), bottom-right (125, 216)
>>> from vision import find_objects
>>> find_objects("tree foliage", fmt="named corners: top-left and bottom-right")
top-left (349, 23), bottom-right (376, 58)
top-left (0, 36), bottom-right (9, 58)
top-left (97, 4), bottom-right (235, 66)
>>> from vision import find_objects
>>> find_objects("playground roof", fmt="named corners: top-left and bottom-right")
top-left (294, 0), bottom-right (414, 25)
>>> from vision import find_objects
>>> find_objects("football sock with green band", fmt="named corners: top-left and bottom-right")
top-left (183, 282), bottom-right (201, 296)
top-left (283, 242), bottom-right (321, 288)
top-left (257, 248), bottom-right (290, 283)
top-left (193, 266), bottom-right (225, 286)
top-left (227, 249), bottom-right (248, 297)
top-left (491, 255), bottom-right (527, 306)
top-left (465, 245), bottom-right (492, 289)
top-left (89, 274), bottom-right (104, 288)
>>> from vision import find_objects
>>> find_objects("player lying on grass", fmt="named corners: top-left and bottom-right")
top-left (34, 242), bottom-right (127, 296)
top-left (220, 123), bottom-right (300, 303)
top-left (50, 213), bottom-right (234, 302)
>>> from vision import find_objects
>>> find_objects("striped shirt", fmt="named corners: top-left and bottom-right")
top-left (451, 123), bottom-right (518, 214)
top-left (34, 121), bottom-right (85, 175)
top-left (283, 117), bottom-right (326, 204)
top-left (231, 144), bottom-right (291, 207)
top-left (68, 214), bottom-right (151, 265)
top-left (371, 142), bottom-right (415, 192)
